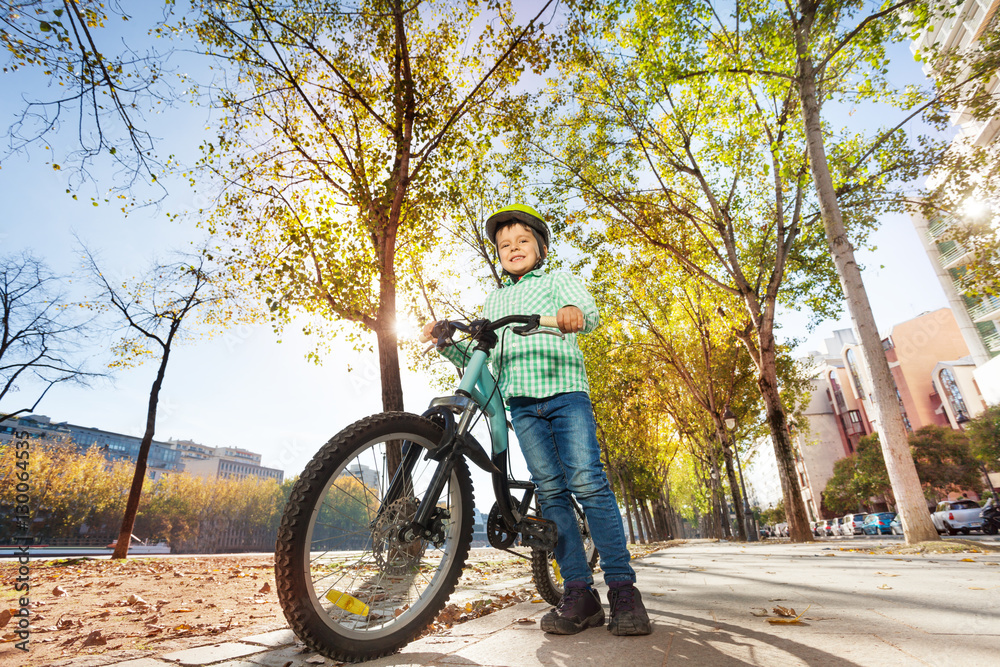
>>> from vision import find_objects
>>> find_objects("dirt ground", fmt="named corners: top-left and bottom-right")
top-left (0, 543), bottom-right (673, 667)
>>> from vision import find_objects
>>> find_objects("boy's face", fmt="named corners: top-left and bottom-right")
top-left (496, 223), bottom-right (544, 276)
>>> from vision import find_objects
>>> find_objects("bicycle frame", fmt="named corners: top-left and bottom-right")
top-left (377, 340), bottom-right (536, 546)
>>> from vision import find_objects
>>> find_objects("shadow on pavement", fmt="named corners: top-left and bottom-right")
top-left (532, 610), bottom-right (862, 667)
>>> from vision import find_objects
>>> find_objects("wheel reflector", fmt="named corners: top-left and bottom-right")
top-left (325, 588), bottom-right (370, 617)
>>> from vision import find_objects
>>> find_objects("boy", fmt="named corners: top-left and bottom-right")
top-left (422, 203), bottom-right (651, 636)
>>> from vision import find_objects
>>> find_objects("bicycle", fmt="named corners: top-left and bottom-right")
top-left (274, 314), bottom-right (598, 662)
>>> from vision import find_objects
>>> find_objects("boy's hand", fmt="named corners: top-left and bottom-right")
top-left (421, 320), bottom-right (439, 342)
top-left (556, 306), bottom-right (585, 333)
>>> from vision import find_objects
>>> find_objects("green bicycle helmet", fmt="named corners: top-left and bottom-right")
top-left (485, 204), bottom-right (550, 260)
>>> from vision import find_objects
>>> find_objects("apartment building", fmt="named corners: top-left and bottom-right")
top-left (748, 309), bottom-right (990, 519)
top-left (0, 414), bottom-right (182, 480)
top-left (908, 0), bottom-right (1000, 401)
top-left (169, 438), bottom-right (283, 483)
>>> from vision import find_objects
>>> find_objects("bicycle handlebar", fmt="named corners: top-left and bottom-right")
top-left (419, 315), bottom-right (559, 344)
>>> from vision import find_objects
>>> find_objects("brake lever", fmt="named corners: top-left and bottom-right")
top-left (520, 328), bottom-right (565, 340)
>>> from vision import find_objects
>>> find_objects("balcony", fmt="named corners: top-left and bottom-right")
top-left (927, 216), bottom-right (952, 240)
top-left (982, 328), bottom-right (1000, 353)
top-left (969, 293), bottom-right (1000, 323)
top-left (938, 239), bottom-right (973, 269)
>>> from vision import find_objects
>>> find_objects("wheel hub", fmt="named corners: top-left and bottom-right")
top-left (372, 497), bottom-right (423, 574)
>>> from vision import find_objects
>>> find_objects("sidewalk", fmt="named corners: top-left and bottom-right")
top-left (68, 538), bottom-right (1000, 667)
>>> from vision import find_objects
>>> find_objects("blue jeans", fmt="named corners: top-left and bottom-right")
top-left (508, 392), bottom-right (635, 585)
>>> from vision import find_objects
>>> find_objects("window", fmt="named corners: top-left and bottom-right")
top-left (829, 372), bottom-right (848, 413)
top-left (843, 410), bottom-right (865, 436)
top-left (846, 348), bottom-right (865, 397)
top-left (939, 367), bottom-right (970, 423)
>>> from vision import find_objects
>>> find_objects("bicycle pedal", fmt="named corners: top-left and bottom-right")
top-left (517, 515), bottom-right (558, 551)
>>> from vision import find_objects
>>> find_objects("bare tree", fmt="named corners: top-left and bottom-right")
top-left (1, 1), bottom-right (177, 192)
top-left (0, 252), bottom-right (98, 423)
top-left (81, 245), bottom-right (235, 559)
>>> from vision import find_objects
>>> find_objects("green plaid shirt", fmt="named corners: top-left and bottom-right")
top-left (440, 269), bottom-right (599, 402)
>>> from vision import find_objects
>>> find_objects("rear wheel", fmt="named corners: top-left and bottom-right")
top-left (984, 522), bottom-right (998, 535)
top-left (530, 512), bottom-right (598, 606)
top-left (274, 412), bottom-right (474, 662)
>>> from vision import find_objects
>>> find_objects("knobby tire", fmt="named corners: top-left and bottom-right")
top-left (274, 412), bottom-right (474, 662)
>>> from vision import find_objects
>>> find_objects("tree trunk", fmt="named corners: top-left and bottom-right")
top-left (628, 486), bottom-right (646, 544)
top-left (113, 345), bottom-right (172, 559)
top-left (757, 361), bottom-right (813, 542)
top-left (720, 433), bottom-right (748, 541)
top-left (793, 14), bottom-right (938, 544)
top-left (375, 282), bottom-right (406, 475)
top-left (710, 458), bottom-right (732, 539)
top-left (640, 500), bottom-right (656, 542)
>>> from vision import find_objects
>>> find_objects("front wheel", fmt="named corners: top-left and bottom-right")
top-left (275, 412), bottom-right (474, 662)
top-left (984, 521), bottom-right (999, 535)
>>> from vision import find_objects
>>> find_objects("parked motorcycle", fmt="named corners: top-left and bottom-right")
top-left (981, 498), bottom-right (1000, 535)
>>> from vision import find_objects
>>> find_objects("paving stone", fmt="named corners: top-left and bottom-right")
top-left (160, 642), bottom-right (267, 665)
top-left (239, 629), bottom-right (298, 647)
top-left (105, 659), bottom-right (171, 667)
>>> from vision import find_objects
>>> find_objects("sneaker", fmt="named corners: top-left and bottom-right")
top-left (607, 581), bottom-right (652, 636)
top-left (540, 581), bottom-right (605, 635)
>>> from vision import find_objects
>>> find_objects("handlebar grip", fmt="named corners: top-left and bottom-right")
top-left (539, 316), bottom-right (558, 328)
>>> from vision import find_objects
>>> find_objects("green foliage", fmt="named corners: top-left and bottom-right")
top-left (184, 0), bottom-right (558, 377)
top-left (909, 425), bottom-right (983, 498)
top-left (824, 427), bottom-right (985, 512)
top-left (967, 404), bottom-right (1000, 470)
top-left (759, 500), bottom-right (785, 526)
top-left (822, 434), bottom-right (893, 514)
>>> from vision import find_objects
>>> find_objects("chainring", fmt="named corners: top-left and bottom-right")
top-left (487, 499), bottom-right (519, 549)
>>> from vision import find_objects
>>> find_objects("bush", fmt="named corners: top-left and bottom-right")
top-left (1, 439), bottom-right (292, 551)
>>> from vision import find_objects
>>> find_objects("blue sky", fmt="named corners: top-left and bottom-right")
top-left (0, 5), bottom-right (951, 498)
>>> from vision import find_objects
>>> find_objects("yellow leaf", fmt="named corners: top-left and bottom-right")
top-left (766, 604), bottom-right (810, 625)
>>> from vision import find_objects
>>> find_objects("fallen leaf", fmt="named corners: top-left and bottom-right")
top-left (875, 572), bottom-right (899, 577)
top-left (766, 604), bottom-right (810, 625)
top-left (878, 584), bottom-right (892, 590)
top-left (960, 558), bottom-right (976, 562)
top-left (173, 608), bottom-right (194, 613)
top-left (516, 618), bottom-right (535, 624)
top-left (968, 586), bottom-right (985, 590)
top-left (128, 594), bottom-right (148, 606)
top-left (750, 609), bottom-right (769, 617)
top-left (0, 609), bottom-right (13, 628)
top-left (52, 586), bottom-right (68, 597)
top-left (772, 605), bottom-right (796, 617)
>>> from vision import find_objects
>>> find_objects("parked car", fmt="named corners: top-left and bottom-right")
top-left (890, 515), bottom-right (903, 534)
top-left (823, 519), bottom-right (836, 536)
top-left (862, 512), bottom-right (897, 535)
top-left (831, 516), bottom-right (845, 536)
top-left (812, 521), bottom-right (825, 537)
top-left (931, 499), bottom-right (983, 535)
top-left (841, 513), bottom-right (867, 536)
top-left (775, 522), bottom-right (788, 537)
